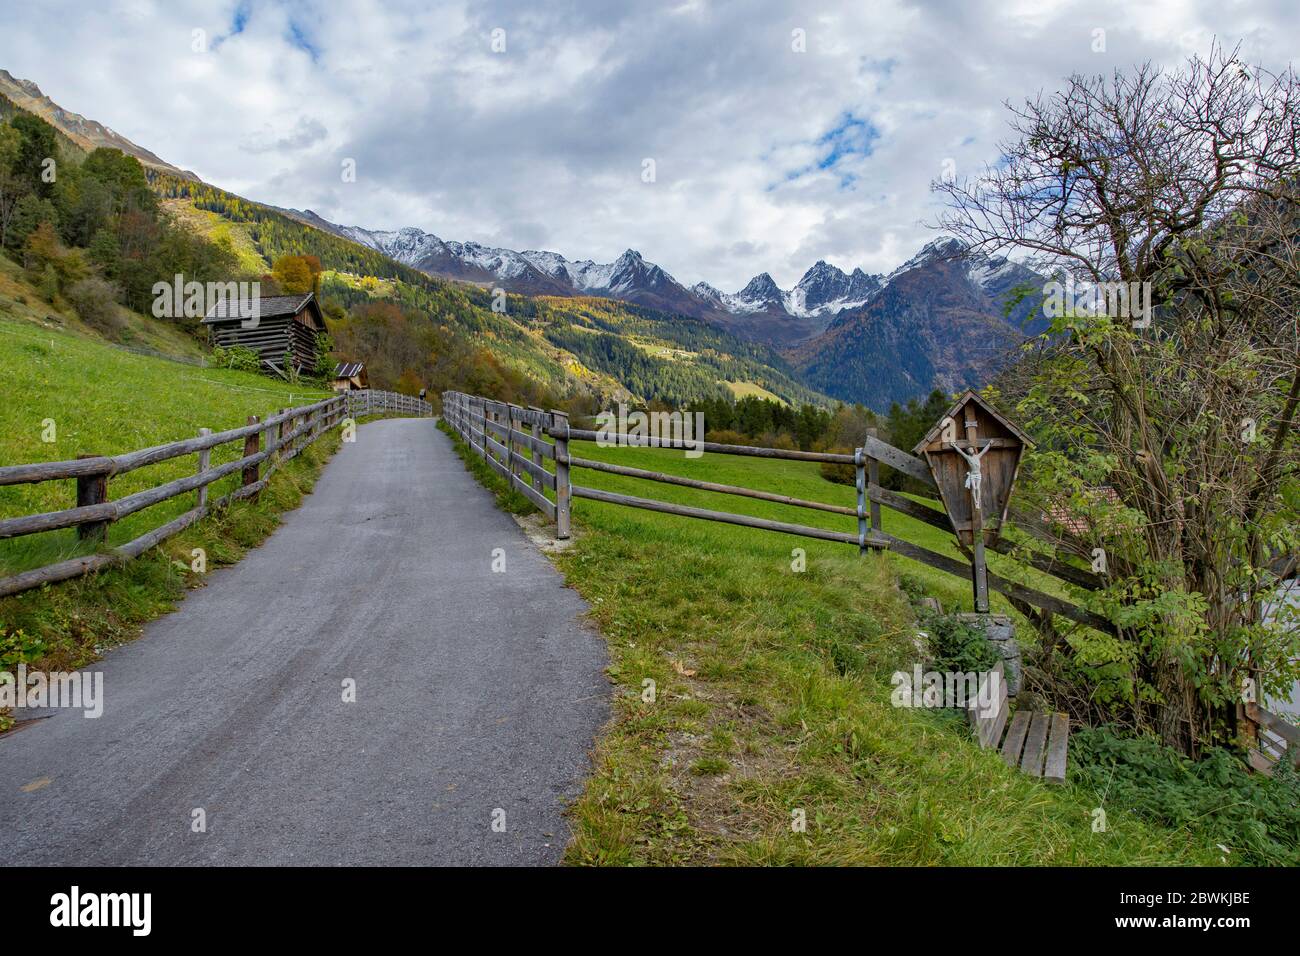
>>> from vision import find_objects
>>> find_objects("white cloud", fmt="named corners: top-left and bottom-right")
top-left (0, 0), bottom-right (1296, 289)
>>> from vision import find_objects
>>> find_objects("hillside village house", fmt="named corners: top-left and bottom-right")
top-left (202, 292), bottom-right (326, 374)
top-left (331, 362), bottom-right (369, 391)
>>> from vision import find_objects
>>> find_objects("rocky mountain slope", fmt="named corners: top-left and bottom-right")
top-left (0, 70), bottom-right (197, 179)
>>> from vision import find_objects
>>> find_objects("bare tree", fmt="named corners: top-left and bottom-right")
top-left (936, 45), bottom-right (1300, 755)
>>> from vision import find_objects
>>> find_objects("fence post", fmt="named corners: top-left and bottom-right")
top-left (479, 399), bottom-right (488, 460)
top-left (76, 454), bottom-right (110, 544)
top-left (855, 446), bottom-right (866, 556)
top-left (242, 414), bottom-right (261, 500)
top-left (197, 428), bottom-right (212, 510)
top-left (866, 426), bottom-right (881, 535)
top-left (963, 418), bottom-right (990, 613)
top-left (505, 404), bottom-right (517, 486)
top-left (552, 409), bottom-right (571, 539)
top-left (529, 405), bottom-right (544, 491)
top-left (275, 409), bottom-right (288, 466)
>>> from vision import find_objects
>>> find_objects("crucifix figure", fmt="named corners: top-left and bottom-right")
top-left (949, 439), bottom-right (993, 510)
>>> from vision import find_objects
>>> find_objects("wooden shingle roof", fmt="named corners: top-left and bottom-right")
top-left (912, 390), bottom-right (1034, 454)
top-left (202, 292), bottom-right (319, 325)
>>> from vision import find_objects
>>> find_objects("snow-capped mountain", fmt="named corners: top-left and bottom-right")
top-left (297, 214), bottom-right (1044, 378)
top-left (303, 214), bottom-right (906, 337)
top-left (789, 237), bottom-right (1048, 408)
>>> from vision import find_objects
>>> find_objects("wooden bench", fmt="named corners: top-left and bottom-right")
top-left (966, 661), bottom-right (1069, 783)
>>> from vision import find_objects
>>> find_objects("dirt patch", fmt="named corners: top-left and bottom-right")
top-left (512, 512), bottom-right (577, 553)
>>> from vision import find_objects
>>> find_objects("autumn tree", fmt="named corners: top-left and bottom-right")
top-left (935, 46), bottom-right (1300, 754)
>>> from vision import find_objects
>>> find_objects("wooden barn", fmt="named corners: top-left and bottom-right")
top-left (331, 362), bottom-right (369, 391)
top-left (202, 292), bottom-right (326, 374)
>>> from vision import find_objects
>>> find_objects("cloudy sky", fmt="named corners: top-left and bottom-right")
top-left (1, 0), bottom-right (1296, 289)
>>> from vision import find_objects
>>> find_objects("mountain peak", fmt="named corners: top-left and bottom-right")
top-left (739, 272), bottom-right (782, 299)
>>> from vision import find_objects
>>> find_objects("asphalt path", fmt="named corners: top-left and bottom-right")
top-left (0, 417), bottom-right (608, 865)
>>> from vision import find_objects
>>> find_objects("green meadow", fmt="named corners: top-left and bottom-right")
top-left (440, 422), bottom-right (1219, 866)
top-left (0, 314), bottom-right (331, 578)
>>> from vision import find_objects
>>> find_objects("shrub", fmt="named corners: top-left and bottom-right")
top-left (66, 276), bottom-right (125, 334)
top-left (1071, 725), bottom-right (1300, 866)
top-left (211, 345), bottom-right (261, 372)
top-left (918, 608), bottom-right (998, 674)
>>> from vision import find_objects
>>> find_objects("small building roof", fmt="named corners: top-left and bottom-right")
top-left (202, 292), bottom-right (320, 325)
top-left (334, 362), bottom-right (365, 379)
top-left (912, 389), bottom-right (1034, 454)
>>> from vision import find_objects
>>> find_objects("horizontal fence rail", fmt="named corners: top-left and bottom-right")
top-left (442, 390), bottom-right (1110, 633)
top-left (0, 388), bottom-right (431, 600)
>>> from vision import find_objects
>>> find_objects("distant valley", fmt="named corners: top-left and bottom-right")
top-left (297, 211), bottom-right (1050, 407)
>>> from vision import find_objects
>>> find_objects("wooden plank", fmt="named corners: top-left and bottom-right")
top-left (572, 484), bottom-right (890, 549)
top-left (529, 408), bottom-right (544, 492)
top-left (570, 455), bottom-right (857, 517)
top-left (1247, 749), bottom-right (1276, 775)
top-left (553, 410), bottom-right (571, 540)
top-left (1020, 713), bottom-right (1050, 776)
top-left (484, 433), bottom-right (509, 462)
top-left (986, 536), bottom-right (1102, 590)
top-left (1001, 711), bottom-right (1032, 767)
top-left (877, 531), bottom-right (1116, 633)
top-left (1246, 702), bottom-right (1300, 746)
top-left (981, 675), bottom-right (1010, 748)
top-left (868, 483), bottom-right (950, 531)
top-left (508, 426), bottom-right (555, 459)
top-left (0, 551), bottom-right (119, 598)
top-left (512, 473), bottom-right (557, 518)
top-left (866, 429), bottom-right (881, 533)
top-left (1043, 712), bottom-right (1070, 783)
top-left (0, 456), bottom-right (114, 486)
top-left (966, 661), bottom-right (1006, 748)
top-left (863, 435), bottom-right (936, 488)
top-left (509, 450), bottom-right (556, 489)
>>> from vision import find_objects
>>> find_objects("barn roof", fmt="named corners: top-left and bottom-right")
top-left (202, 292), bottom-right (319, 324)
top-left (913, 389), bottom-right (1035, 454)
top-left (334, 362), bottom-right (365, 378)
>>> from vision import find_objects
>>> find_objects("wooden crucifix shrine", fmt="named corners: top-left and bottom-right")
top-left (913, 391), bottom-right (1032, 613)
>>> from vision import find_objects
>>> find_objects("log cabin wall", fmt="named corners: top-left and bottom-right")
top-left (209, 314), bottom-right (318, 371)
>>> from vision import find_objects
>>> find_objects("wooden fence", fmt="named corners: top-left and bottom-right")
top-left (0, 394), bottom-right (364, 599)
top-left (344, 389), bottom-right (434, 418)
top-left (1245, 701), bottom-right (1300, 774)
top-left (441, 390), bottom-right (1110, 632)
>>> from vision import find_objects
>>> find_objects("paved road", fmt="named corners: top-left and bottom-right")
top-left (0, 418), bottom-right (608, 865)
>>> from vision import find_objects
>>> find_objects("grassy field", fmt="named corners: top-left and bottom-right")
top-left (0, 314), bottom-right (331, 577)
top-left (439, 422), bottom-right (1220, 865)
top-left (724, 380), bottom-right (786, 403)
top-left (0, 307), bottom-right (347, 728)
